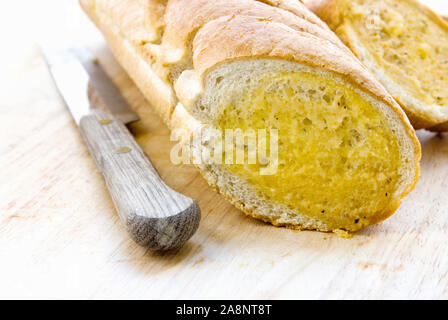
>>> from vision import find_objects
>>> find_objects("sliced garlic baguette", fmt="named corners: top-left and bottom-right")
top-left (80, 0), bottom-right (420, 233)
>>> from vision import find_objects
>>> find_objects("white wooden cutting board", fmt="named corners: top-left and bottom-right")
top-left (0, 0), bottom-right (447, 299)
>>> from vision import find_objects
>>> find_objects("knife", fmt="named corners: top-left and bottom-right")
top-left (40, 44), bottom-right (200, 251)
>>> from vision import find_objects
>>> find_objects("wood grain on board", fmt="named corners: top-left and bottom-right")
top-left (0, 0), bottom-right (447, 299)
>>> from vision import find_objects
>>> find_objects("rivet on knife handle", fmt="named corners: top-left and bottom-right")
top-left (79, 109), bottom-right (201, 251)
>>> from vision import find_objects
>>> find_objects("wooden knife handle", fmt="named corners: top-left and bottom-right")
top-left (79, 109), bottom-right (200, 251)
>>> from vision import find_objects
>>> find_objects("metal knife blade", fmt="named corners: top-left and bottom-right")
top-left (40, 44), bottom-right (139, 125)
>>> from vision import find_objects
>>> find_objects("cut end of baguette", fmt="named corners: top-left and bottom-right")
top-left (187, 59), bottom-right (419, 232)
top-left (307, 0), bottom-right (448, 129)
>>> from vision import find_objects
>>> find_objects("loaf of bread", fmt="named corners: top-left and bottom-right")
top-left (80, 0), bottom-right (420, 234)
top-left (305, 0), bottom-right (448, 130)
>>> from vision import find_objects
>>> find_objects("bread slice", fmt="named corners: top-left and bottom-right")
top-left (305, 0), bottom-right (448, 130)
top-left (80, 0), bottom-right (420, 233)
top-left (428, 8), bottom-right (448, 131)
